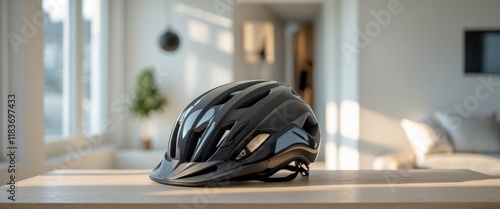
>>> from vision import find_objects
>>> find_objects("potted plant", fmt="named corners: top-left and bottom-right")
top-left (129, 67), bottom-right (167, 149)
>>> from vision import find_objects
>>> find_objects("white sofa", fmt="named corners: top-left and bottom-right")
top-left (374, 112), bottom-right (500, 177)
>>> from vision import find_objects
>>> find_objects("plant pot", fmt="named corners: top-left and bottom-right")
top-left (141, 138), bottom-right (152, 150)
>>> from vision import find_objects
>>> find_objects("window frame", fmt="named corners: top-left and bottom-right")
top-left (83, 0), bottom-right (108, 136)
top-left (43, 0), bottom-right (77, 142)
top-left (44, 0), bottom-right (108, 157)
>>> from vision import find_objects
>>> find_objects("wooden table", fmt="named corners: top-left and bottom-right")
top-left (1, 169), bottom-right (500, 208)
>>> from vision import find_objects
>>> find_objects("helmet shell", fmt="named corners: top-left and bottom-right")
top-left (150, 80), bottom-right (320, 186)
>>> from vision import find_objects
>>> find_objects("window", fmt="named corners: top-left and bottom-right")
top-left (43, 0), bottom-right (72, 139)
top-left (43, 0), bottom-right (105, 142)
top-left (82, 0), bottom-right (104, 135)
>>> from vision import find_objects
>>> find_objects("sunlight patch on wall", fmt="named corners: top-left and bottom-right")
top-left (326, 101), bottom-right (338, 135)
top-left (339, 145), bottom-right (359, 170)
top-left (340, 100), bottom-right (359, 140)
top-left (339, 100), bottom-right (360, 170)
top-left (325, 141), bottom-right (338, 170)
top-left (188, 19), bottom-right (210, 45)
top-left (185, 54), bottom-right (198, 99)
top-left (325, 101), bottom-right (339, 170)
top-left (175, 3), bottom-right (233, 28)
top-left (217, 30), bottom-right (234, 54)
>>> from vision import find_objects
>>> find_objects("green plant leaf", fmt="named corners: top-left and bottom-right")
top-left (129, 67), bottom-right (167, 118)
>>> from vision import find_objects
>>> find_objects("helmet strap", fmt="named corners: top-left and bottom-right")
top-left (251, 160), bottom-right (310, 182)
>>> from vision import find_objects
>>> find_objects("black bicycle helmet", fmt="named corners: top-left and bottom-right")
top-left (150, 80), bottom-right (320, 186)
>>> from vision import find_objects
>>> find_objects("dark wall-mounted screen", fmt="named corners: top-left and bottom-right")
top-left (465, 30), bottom-right (500, 74)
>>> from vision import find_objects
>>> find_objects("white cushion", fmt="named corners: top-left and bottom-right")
top-left (433, 112), bottom-right (500, 153)
top-left (401, 117), bottom-right (453, 158)
top-left (417, 153), bottom-right (500, 177)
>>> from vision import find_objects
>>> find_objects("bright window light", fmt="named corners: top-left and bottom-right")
top-left (43, 0), bottom-right (72, 138)
top-left (82, 0), bottom-right (103, 135)
top-left (43, 0), bottom-right (105, 141)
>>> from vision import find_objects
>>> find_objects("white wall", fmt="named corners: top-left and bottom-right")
top-left (313, 0), bottom-right (360, 168)
top-left (337, 0), bottom-right (360, 170)
top-left (357, 0), bottom-right (500, 168)
top-left (233, 4), bottom-right (285, 82)
top-left (107, 0), bottom-right (126, 149)
top-left (313, 0), bottom-right (336, 164)
top-left (284, 22), bottom-right (299, 86)
top-left (123, 0), bottom-right (234, 149)
top-left (0, 0), bottom-right (50, 181)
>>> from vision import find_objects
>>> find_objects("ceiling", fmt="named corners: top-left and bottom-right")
top-left (237, 0), bottom-right (322, 22)
top-left (265, 4), bottom-right (321, 22)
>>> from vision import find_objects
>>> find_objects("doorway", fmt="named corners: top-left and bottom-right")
top-left (293, 24), bottom-right (314, 106)
top-left (234, 0), bottom-right (320, 107)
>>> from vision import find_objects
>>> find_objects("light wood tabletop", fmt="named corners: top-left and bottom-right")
top-left (1, 169), bottom-right (500, 208)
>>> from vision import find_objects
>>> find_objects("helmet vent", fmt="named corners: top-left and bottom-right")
top-left (169, 123), bottom-right (180, 158)
top-left (185, 125), bottom-right (207, 162)
top-left (202, 122), bottom-right (235, 161)
top-left (230, 90), bottom-right (242, 97)
top-left (236, 133), bottom-right (270, 160)
top-left (216, 129), bottom-right (232, 148)
top-left (213, 95), bottom-right (232, 106)
top-left (213, 91), bottom-right (240, 106)
top-left (236, 90), bottom-right (270, 110)
top-left (302, 115), bottom-right (318, 136)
